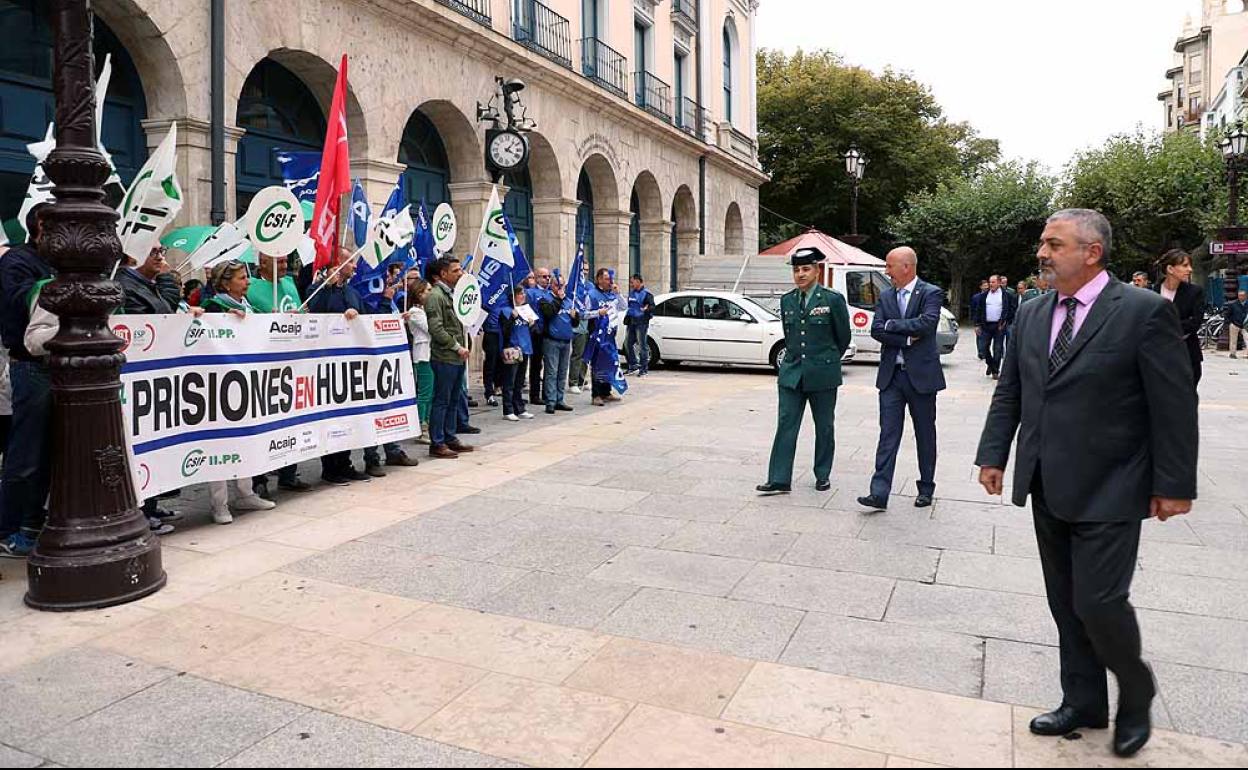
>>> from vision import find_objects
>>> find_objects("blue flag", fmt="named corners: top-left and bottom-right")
top-left (349, 178), bottom-right (407, 309)
top-left (413, 201), bottom-right (436, 278)
top-left (347, 180), bottom-right (370, 248)
top-left (504, 214), bottom-right (532, 281)
top-left (478, 213), bottom-right (531, 313)
top-left (276, 151), bottom-right (321, 203)
top-left (567, 243), bottom-right (589, 313)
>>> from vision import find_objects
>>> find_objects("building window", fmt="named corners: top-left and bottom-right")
top-left (722, 24), bottom-right (734, 124)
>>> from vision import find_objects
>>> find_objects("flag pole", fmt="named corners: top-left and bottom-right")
top-left (272, 254), bottom-right (279, 311)
top-left (297, 243), bottom-right (367, 311)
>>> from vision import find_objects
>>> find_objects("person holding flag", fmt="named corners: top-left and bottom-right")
top-left (498, 285), bottom-right (536, 421)
top-left (566, 249), bottom-right (591, 394)
top-left (539, 269), bottom-right (577, 414)
top-left (584, 267), bottom-right (629, 407)
top-left (247, 253), bottom-right (302, 313)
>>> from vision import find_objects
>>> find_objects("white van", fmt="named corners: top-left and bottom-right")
top-left (750, 263), bottom-right (959, 362)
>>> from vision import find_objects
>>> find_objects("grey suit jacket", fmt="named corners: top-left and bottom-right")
top-left (975, 277), bottom-right (1199, 522)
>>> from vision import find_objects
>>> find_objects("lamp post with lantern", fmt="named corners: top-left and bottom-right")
top-left (841, 144), bottom-right (869, 248)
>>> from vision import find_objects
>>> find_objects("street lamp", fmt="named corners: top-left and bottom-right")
top-left (841, 144), bottom-right (869, 247)
top-left (1219, 121), bottom-right (1248, 226)
top-left (26, 0), bottom-right (165, 610)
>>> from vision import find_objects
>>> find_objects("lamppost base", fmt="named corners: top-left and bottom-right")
top-left (841, 233), bottom-right (869, 248)
top-left (25, 536), bottom-right (165, 612)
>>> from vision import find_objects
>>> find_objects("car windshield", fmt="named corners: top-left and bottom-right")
top-left (746, 296), bottom-right (781, 319)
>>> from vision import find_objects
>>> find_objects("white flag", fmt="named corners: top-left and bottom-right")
top-left (118, 123), bottom-right (182, 261)
top-left (362, 205), bottom-right (415, 268)
top-left (473, 185), bottom-right (511, 269)
top-left (189, 222), bottom-right (250, 270)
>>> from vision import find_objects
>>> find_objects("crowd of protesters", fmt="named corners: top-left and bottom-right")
top-left (0, 204), bottom-right (636, 556)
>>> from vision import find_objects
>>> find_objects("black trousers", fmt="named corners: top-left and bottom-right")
top-left (978, 323), bottom-right (1006, 374)
top-left (482, 331), bottom-right (503, 396)
top-left (528, 333), bottom-right (546, 404)
top-left (1032, 477), bottom-right (1153, 721)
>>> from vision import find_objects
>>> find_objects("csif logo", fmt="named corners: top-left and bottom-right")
top-left (457, 285), bottom-right (480, 316)
top-left (184, 319), bottom-right (236, 348)
top-left (373, 318), bottom-right (402, 333)
top-left (180, 448), bottom-right (242, 478)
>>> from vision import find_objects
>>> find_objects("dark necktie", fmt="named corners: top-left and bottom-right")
top-left (1049, 297), bottom-right (1080, 373)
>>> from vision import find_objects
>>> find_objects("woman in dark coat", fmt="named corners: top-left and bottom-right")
top-left (1154, 249), bottom-right (1206, 385)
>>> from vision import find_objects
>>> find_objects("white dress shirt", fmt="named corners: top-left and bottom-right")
top-left (985, 289), bottom-right (1004, 323)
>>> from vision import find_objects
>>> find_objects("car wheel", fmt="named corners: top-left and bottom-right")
top-left (647, 338), bottom-right (661, 367)
top-left (770, 343), bottom-right (786, 372)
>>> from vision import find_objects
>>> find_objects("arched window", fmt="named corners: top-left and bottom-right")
top-left (398, 110), bottom-right (450, 210)
top-left (577, 168), bottom-right (595, 271)
top-left (236, 59), bottom-right (326, 214)
top-left (0, 0), bottom-right (147, 230)
top-left (722, 22), bottom-right (735, 124)
top-left (504, 168), bottom-right (533, 260)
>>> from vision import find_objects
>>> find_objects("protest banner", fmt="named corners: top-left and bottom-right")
top-left (111, 312), bottom-right (418, 498)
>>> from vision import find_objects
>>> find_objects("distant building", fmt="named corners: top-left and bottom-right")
top-left (1159, 1), bottom-right (1248, 134)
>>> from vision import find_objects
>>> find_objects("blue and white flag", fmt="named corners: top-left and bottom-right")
top-left (567, 243), bottom-right (590, 313)
top-left (479, 212), bottom-right (531, 313)
top-left (347, 180), bottom-right (370, 248)
top-left (413, 200), bottom-right (437, 278)
top-left (350, 179), bottom-right (407, 308)
top-left (276, 151), bottom-right (321, 203)
top-left (591, 309), bottom-right (628, 395)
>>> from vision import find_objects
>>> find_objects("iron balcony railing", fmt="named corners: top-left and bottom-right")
top-left (581, 37), bottom-right (629, 99)
top-left (677, 96), bottom-right (707, 138)
top-left (634, 71), bottom-right (672, 123)
top-left (672, 0), bottom-right (698, 27)
top-left (434, 0), bottom-right (492, 27)
top-left (513, 0), bottom-right (573, 69)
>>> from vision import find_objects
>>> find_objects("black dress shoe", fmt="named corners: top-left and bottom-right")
top-left (915, 494), bottom-right (933, 508)
top-left (278, 479), bottom-right (312, 492)
top-left (1028, 705), bottom-right (1108, 736)
top-left (1113, 713), bottom-right (1151, 758)
top-left (555, 403), bottom-right (574, 412)
top-left (458, 425), bottom-right (483, 435)
top-left (815, 479), bottom-right (832, 492)
top-left (755, 482), bottom-right (791, 495)
top-left (857, 495), bottom-right (888, 511)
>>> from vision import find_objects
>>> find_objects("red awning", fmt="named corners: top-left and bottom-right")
top-left (760, 229), bottom-right (885, 266)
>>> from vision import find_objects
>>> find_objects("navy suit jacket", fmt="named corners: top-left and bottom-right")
top-left (871, 279), bottom-right (948, 395)
top-left (970, 289), bottom-right (1017, 326)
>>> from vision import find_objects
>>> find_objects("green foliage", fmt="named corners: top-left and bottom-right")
top-left (886, 163), bottom-right (1056, 314)
top-left (1058, 130), bottom-right (1225, 276)
top-left (757, 49), bottom-right (1000, 249)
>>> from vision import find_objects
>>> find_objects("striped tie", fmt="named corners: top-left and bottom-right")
top-left (1049, 297), bottom-right (1080, 374)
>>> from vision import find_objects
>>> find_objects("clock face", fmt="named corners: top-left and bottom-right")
top-left (489, 131), bottom-right (527, 170)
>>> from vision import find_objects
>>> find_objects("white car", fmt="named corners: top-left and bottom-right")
top-left (617, 290), bottom-right (857, 371)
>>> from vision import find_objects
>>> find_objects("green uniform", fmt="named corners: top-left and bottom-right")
top-left (246, 275), bottom-right (302, 313)
top-left (766, 284), bottom-right (852, 486)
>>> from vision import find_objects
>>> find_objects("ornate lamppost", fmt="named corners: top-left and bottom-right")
top-left (26, 0), bottom-right (164, 610)
top-left (841, 144), bottom-right (869, 247)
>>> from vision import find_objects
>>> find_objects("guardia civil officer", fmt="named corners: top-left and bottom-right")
top-left (756, 246), bottom-right (851, 495)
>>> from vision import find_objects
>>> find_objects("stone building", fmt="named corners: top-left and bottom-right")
top-left (0, 0), bottom-right (766, 288)
top-left (1159, 1), bottom-right (1248, 135)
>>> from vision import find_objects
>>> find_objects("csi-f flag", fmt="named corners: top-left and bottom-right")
top-left (413, 201), bottom-right (437, 277)
top-left (472, 185), bottom-right (510, 269)
top-left (188, 222), bottom-right (250, 270)
top-left (118, 123), bottom-right (182, 261)
top-left (567, 243), bottom-right (590, 313)
top-left (504, 213), bottom-right (532, 282)
top-left (478, 212), bottom-right (530, 313)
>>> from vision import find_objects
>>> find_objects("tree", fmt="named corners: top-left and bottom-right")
top-left (1059, 130), bottom-right (1225, 277)
top-left (886, 162), bottom-right (1055, 315)
top-left (757, 49), bottom-right (1000, 250)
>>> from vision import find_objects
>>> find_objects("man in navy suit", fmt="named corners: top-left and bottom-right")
top-left (858, 247), bottom-right (947, 510)
top-left (971, 275), bottom-right (1018, 378)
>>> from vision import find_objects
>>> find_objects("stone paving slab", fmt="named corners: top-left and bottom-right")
top-left (23, 675), bottom-right (307, 768)
top-left (219, 711), bottom-right (519, 768)
top-left (658, 521), bottom-right (800, 561)
top-left (505, 508), bottom-right (685, 547)
top-left (0, 744), bottom-right (43, 768)
top-left (730, 563), bottom-right (895, 620)
top-left (1153, 661), bottom-right (1248, 744)
top-left (486, 535), bottom-right (623, 577)
top-left (781, 534), bottom-right (940, 582)
top-left (471, 571), bottom-right (639, 629)
top-left (779, 612), bottom-right (985, 698)
top-left (598, 588), bottom-right (805, 661)
top-left (588, 546), bottom-right (757, 597)
top-left (884, 582), bottom-right (1058, 646)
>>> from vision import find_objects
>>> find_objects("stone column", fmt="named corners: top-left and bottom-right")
top-left (141, 118), bottom-right (244, 227)
top-left (531, 197), bottom-right (580, 272)
top-left (353, 158), bottom-right (405, 209)
top-left (593, 209), bottom-right (633, 278)
top-left (640, 219), bottom-right (674, 288)
top-left (676, 225), bottom-right (701, 289)
top-left (449, 181), bottom-right (506, 259)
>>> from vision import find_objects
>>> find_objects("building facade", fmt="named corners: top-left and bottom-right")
top-left (1159, 1), bottom-right (1248, 134)
top-left (0, 0), bottom-right (766, 289)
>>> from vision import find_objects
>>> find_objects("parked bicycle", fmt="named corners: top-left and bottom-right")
top-left (1198, 310), bottom-right (1225, 351)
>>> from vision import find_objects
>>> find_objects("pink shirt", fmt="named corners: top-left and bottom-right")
top-left (1049, 270), bottom-right (1111, 354)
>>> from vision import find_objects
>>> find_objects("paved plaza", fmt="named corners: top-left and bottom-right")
top-left (0, 341), bottom-right (1245, 767)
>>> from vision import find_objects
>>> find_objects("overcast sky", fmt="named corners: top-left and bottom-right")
top-left (756, 0), bottom-right (1203, 173)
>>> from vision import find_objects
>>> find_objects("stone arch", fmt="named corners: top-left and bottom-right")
top-left (631, 170), bottom-right (668, 285)
top-left (525, 131), bottom-right (563, 200)
top-left (725, 202), bottom-right (745, 255)
top-left (94, 0), bottom-right (188, 118)
top-left (414, 100), bottom-right (482, 186)
top-left (233, 48), bottom-right (369, 156)
top-left (579, 153), bottom-right (622, 273)
top-left (670, 185), bottom-right (698, 291)
top-left (398, 109), bottom-right (451, 207)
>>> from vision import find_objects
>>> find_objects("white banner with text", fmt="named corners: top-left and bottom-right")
top-left (111, 312), bottom-right (419, 498)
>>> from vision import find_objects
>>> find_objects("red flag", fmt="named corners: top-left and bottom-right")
top-left (310, 55), bottom-right (351, 271)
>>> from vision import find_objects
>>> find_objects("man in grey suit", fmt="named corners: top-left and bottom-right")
top-left (858, 247), bottom-right (946, 511)
top-left (976, 209), bottom-right (1198, 759)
